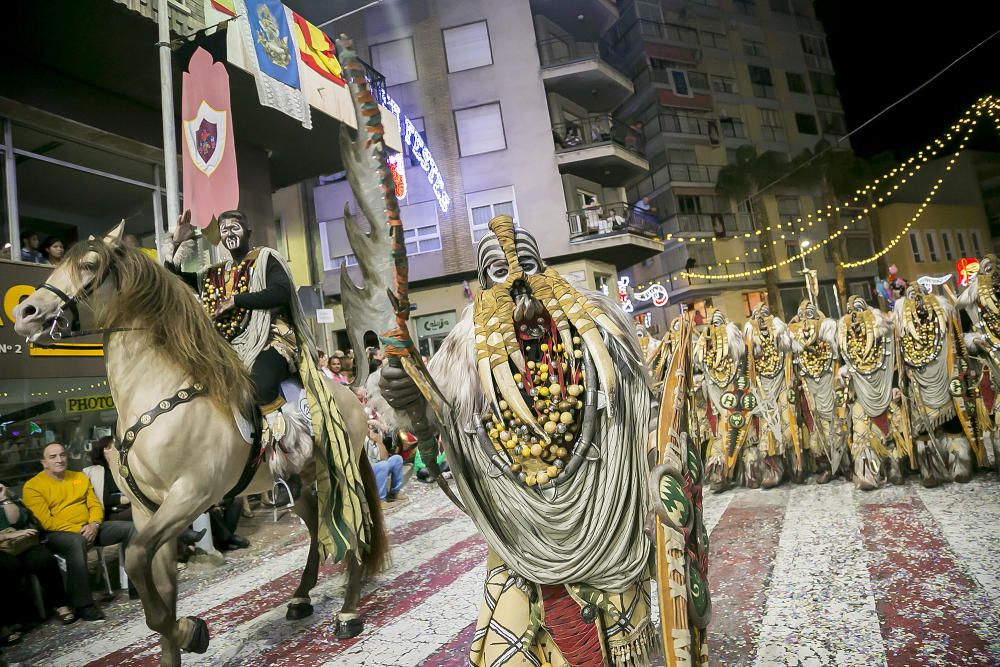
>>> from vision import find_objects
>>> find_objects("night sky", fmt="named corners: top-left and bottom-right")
top-left (815, 1), bottom-right (1000, 158)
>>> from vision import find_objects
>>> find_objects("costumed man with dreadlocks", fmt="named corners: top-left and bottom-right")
top-left (744, 303), bottom-right (796, 486)
top-left (903, 282), bottom-right (984, 483)
top-left (788, 300), bottom-right (847, 482)
top-left (378, 216), bottom-right (661, 666)
top-left (695, 309), bottom-right (760, 492)
top-left (837, 295), bottom-right (906, 490)
top-left (956, 255), bottom-right (1000, 472)
top-left (167, 210), bottom-right (373, 564)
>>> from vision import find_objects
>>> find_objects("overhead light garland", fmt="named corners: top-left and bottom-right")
top-left (677, 96), bottom-right (990, 281)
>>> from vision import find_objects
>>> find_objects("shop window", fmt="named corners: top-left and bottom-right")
top-left (443, 21), bottom-right (493, 73)
top-left (742, 291), bottom-right (767, 317)
top-left (455, 103), bottom-right (506, 156)
top-left (370, 37), bottom-right (418, 86)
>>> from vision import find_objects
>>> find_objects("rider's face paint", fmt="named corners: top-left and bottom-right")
top-left (220, 217), bottom-right (248, 253)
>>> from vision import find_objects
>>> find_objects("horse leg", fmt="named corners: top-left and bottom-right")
top-left (336, 551), bottom-right (366, 639)
top-left (287, 480), bottom-right (320, 621)
top-left (125, 489), bottom-right (211, 666)
top-left (150, 539), bottom-right (185, 666)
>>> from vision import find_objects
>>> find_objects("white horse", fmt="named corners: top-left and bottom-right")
top-left (13, 224), bottom-right (388, 666)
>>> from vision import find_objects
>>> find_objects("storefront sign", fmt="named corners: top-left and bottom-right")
top-left (66, 395), bottom-right (115, 413)
top-left (415, 311), bottom-right (456, 337)
top-left (0, 261), bottom-right (106, 380)
top-left (315, 308), bottom-right (334, 323)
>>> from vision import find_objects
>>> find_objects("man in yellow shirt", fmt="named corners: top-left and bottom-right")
top-left (23, 443), bottom-right (136, 621)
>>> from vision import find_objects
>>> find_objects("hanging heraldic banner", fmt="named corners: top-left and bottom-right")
top-left (235, 0), bottom-right (312, 128)
top-left (182, 47), bottom-right (240, 230)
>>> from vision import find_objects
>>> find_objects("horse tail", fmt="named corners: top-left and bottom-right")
top-left (358, 454), bottom-right (390, 579)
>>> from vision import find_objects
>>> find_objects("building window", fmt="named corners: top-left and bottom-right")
top-left (809, 70), bottom-right (838, 96)
top-left (467, 186), bottom-right (517, 243)
top-left (370, 37), bottom-right (418, 86)
top-left (800, 34), bottom-right (829, 59)
top-left (785, 241), bottom-right (800, 259)
top-left (669, 69), bottom-right (693, 96)
top-left (795, 113), bottom-right (819, 135)
top-left (687, 71), bottom-right (710, 90)
top-left (443, 21), bottom-right (493, 73)
top-left (711, 75), bottom-right (738, 94)
top-left (940, 231), bottom-right (955, 261)
top-left (956, 230), bottom-right (968, 256)
top-left (455, 103), bottom-right (506, 156)
top-left (637, 1), bottom-right (664, 21)
top-left (777, 195), bottom-right (801, 225)
top-left (702, 31), bottom-right (727, 48)
top-left (594, 273), bottom-right (611, 296)
top-left (720, 116), bottom-right (746, 138)
top-left (909, 231), bottom-right (923, 263)
top-left (845, 235), bottom-right (874, 261)
top-left (759, 108), bottom-right (784, 141)
top-left (820, 110), bottom-right (847, 135)
top-left (848, 281), bottom-right (870, 299)
top-left (748, 65), bottom-right (775, 99)
top-left (925, 232), bottom-right (940, 262)
top-left (786, 71), bottom-right (808, 93)
top-left (733, 0), bottom-right (756, 15)
top-left (971, 230), bottom-right (983, 256)
top-left (770, 0), bottom-right (792, 13)
top-left (743, 39), bottom-right (767, 58)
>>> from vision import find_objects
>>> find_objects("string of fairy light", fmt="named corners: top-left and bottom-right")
top-left (24, 379), bottom-right (110, 399)
top-left (627, 95), bottom-right (995, 288)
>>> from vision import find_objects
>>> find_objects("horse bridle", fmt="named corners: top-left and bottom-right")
top-left (33, 246), bottom-right (138, 341)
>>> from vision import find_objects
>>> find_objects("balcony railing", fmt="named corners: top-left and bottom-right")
top-left (537, 38), bottom-right (605, 68)
top-left (656, 113), bottom-right (715, 138)
top-left (665, 162), bottom-right (721, 183)
top-left (663, 212), bottom-right (754, 236)
top-left (358, 57), bottom-right (387, 105)
top-left (601, 19), bottom-right (701, 58)
top-left (567, 202), bottom-right (661, 242)
top-left (552, 116), bottom-right (645, 155)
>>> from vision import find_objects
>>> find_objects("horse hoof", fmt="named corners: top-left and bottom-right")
top-left (954, 474), bottom-right (971, 484)
top-left (921, 477), bottom-right (941, 489)
top-left (286, 603), bottom-right (314, 620)
top-left (181, 616), bottom-right (210, 654)
top-left (335, 617), bottom-right (365, 639)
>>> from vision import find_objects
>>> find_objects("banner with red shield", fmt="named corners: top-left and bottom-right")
top-left (182, 47), bottom-right (239, 229)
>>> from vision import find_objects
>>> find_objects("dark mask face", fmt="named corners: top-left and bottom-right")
top-left (219, 215), bottom-right (250, 255)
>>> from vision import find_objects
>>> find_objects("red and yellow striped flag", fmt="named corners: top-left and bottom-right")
top-left (291, 12), bottom-right (345, 86)
top-left (210, 0), bottom-right (236, 16)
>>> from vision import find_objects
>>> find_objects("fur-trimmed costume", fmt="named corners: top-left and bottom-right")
top-left (837, 296), bottom-right (905, 490)
top-left (788, 300), bottom-right (847, 482)
top-left (380, 217), bottom-right (658, 666)
top-left (744, 304), bottom-right (796, 486)
top-left (695, 310), bottom-right (760, 491)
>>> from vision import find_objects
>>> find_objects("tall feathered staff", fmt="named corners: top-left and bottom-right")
top-left (335, 36), bottom-right (454, 485)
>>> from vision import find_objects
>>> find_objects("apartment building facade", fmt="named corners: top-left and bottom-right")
top-left (285, 0), bottom-right (663, 354)
top-left (608, 0), bottom-right (879, 330)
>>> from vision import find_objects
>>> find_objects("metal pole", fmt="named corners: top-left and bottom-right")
top-left (316, 0), bottom-right (383, 29)
top-left (157, 0), bottom-right (181, 233)
top-left (800, 245), bottom-right (815, 307)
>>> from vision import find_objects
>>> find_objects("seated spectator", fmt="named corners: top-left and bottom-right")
top-left (85, 437), bottom-right (132, 522)
top-left (0, 482), bottom-right (76, 642)
top-left (41, 236), bottom-right (66, 266)
top-left (19, 231), bottom-right (44, 264)
top-left (564, 123), bottom-right (583, 147)
top-left (365, 421), bottom-right (406, 502)
top-left (22, 443), bottom-right (136, 621)
top-left (327, 354), bottom-right (350, 385)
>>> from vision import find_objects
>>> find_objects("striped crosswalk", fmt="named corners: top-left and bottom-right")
top-left (7, 478), bottom-right (1000, 666)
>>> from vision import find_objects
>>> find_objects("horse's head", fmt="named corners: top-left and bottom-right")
top-left (13, 221), bottom-right (125, 341)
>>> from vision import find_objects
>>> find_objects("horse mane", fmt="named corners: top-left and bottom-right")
top-left (67, 241), bottom-right (252, 411)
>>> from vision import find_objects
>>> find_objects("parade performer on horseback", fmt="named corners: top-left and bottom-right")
top-left (167, 209), bottom-right (381, 595)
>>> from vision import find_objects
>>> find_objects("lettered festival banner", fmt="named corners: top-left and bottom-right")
top-left (182, 47), bottom-right (239, 230)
